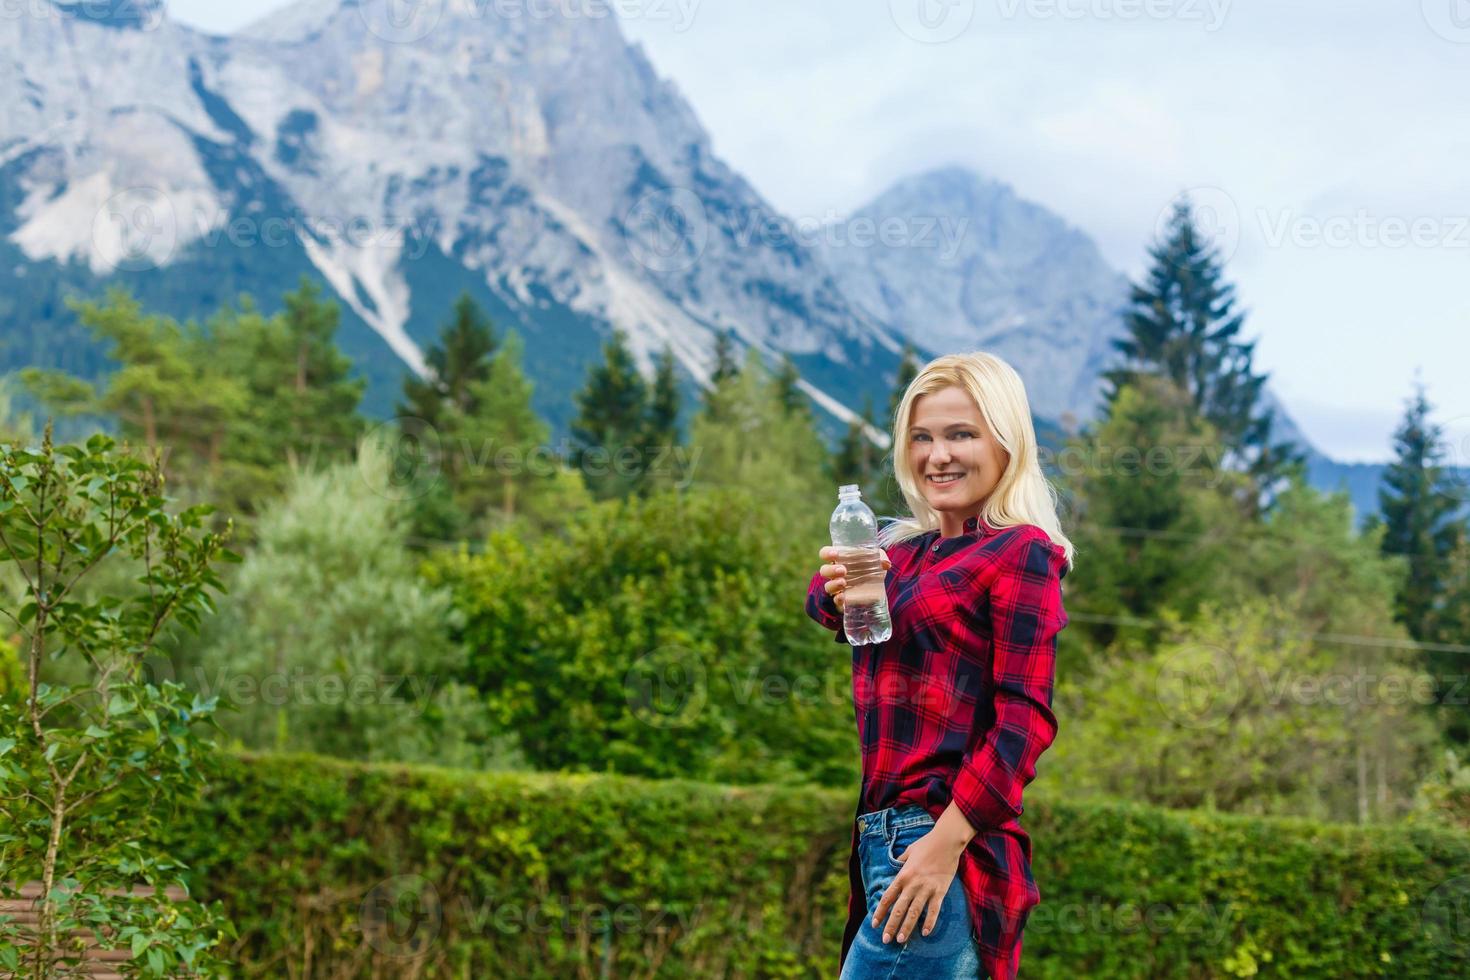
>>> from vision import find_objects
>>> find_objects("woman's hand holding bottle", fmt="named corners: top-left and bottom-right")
top-left (818, 546), bottom-right (891, 613)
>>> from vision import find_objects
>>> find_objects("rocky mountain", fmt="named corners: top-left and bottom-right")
top-left (0, 0), bottom-right (902, 432)
top-left (822, 166), bottom-right (1313, 453)
top-left (0, 0), bottom-right (1317, 467)
top-left (821, 166), bottom-right (1127, 427)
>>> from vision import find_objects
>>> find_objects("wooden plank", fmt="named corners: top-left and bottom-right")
top-left (1, 881), bottom-right (194, 977)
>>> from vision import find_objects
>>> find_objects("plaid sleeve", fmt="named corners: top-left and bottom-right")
top-left (805, 570), bottom-right (850, 644)
top-left (950, 533), bottom-right (1065, 833)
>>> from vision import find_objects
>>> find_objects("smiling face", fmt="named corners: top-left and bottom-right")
top-left (907, 385), bottom-right (1010, 530)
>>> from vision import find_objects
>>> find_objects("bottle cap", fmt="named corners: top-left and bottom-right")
top-left (838, 484), bottom-right (861, 497)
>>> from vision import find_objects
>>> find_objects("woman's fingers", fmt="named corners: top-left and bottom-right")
top-left (819, 562), bottom-right (847, 581)
top-left (875, 882), bottom-right (940, 945)
top-left (879, 883), bottom-right (917, 944)
top-left (921, 892), bottom-right (943, 937)
top-left (893, 889), bottom-right (930, 944)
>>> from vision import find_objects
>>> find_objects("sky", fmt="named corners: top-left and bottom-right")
top-left (169, 0), bottom-right (1470, 465)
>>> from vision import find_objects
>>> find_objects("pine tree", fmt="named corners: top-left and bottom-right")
top-left (690, 347), bottom-right (830, 538)
top-left (1427, 532), bottom-right (1470, 745)
top-left (865, 344), bottom-right (922, 517)
top-left (1376, 380), bottom-right (1464, 642)
top-left (22, 282), bottom-right (365, 518)
top-left (702, 328), bottom-right (742, 421)
top-left (1064, 375), bottom-right (1249, 652)
top-left (646, 345), bottom-right (681, 445)
top-left (269, 276), bottom-right (366, 470)
top-left (642, 345), bottom-right (685, 495)
top-left (397, 292), bottom-right (498, 426)
top-left (572, 329), bottom-right (651, 499)
top-left (772, 354), bottom-right (811, 420)
top-left (458, 333), bottom-right (559, 521)
top-left (389, 292), bottom-right (500, 523)
top-left (710, 329), bottom-right (740, 386)
top-left (888, 343), bottom-right (921, 428)
top-left (830, 395), bottom-right (882, 497)
top-left (1104, 198), bottom-right (1305, 515)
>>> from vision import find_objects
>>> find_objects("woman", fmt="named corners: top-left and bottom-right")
top-left (806, 352), bottom-right (1074, 980)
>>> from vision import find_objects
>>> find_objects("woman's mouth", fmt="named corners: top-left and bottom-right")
top-left (927, 472), bottom-right (965, 486)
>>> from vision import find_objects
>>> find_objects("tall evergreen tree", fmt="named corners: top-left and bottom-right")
top-left (772, 354), bottom-right (811, 420)
top-left (397, 291), bottom-right (498, 426)
top-left (646, 345), bottom-right (681, 445)
top-left (830, 394), bottom-right (886, 506)
top-left (1363, 381), bottom-right (1469, 746)
top-left (1427, 532), bottom-right (1470, 745)
top-left (710, 328), bottom-right (740, 386)
top-left (1374, 381), bottom-right (1464, 643)
top-left (0, 374), bottom-right (37, 445)
top-left (690, 347), bottom-right (831, 539)
top-left (572, 329), bottom-right (652, 499)
top-left (263, 277), bottom-right (366, 470)
top-left (702, 328), bottom-right (742, 421)
top-left (642, 345), bottom-right (685, 496)
top-left (21, 288), bottom-right (230, 455)
top-left (1104, 198), bottom-right (1305, 514)
top-left (888, 343), bottom-right (921, 428)
top-left (1064, 375), bottom-right (1250, 653)
top-left (21, 282), bottom-right (365, 519)
top-left (875, 343), bottom-right (922, 515)
top-left (457, 332), bottom-right (590, 528)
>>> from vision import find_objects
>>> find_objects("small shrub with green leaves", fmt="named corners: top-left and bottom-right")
top-left (0, 428), bottom-right (238, 977)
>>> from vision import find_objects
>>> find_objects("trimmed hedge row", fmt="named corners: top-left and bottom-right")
top-left (164, 752), bottom-right (1470, 977)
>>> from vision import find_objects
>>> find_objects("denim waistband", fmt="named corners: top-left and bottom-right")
top-left (857, 802), bottom-right (934, 840)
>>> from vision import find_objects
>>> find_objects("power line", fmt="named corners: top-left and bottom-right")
top-left (9, 418), bottom-right (1470, 656)
top-left (11, 413), bottom-right (1467, 565)
top-left (388, 530), bottom-right (1470, 659)
top-left (1065, 611), bottom-right (1470, 656)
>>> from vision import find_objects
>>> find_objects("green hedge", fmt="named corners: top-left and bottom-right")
top-left (163, 752), bottom-right (1470, 977)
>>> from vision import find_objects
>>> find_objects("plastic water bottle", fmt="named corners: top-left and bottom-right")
top-left (830, 484), bottom-right (893, 645)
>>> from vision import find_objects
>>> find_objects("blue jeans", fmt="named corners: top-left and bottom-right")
top-left (839, 803), bottom-right (988, 979)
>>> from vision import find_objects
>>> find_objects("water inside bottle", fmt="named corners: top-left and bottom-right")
top-left (829, 485), bottom-right (893, 646)
top-left (836, 544), bottom-right (892, 645)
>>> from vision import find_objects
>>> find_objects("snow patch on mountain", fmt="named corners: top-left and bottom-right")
top-left (300, 231), bottom-right (425, 375)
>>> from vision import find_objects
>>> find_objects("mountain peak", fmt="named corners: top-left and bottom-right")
top-left (824, 164), bottom-right (1130, 423)
top-left (874, 165), bottom-right (1018, 212)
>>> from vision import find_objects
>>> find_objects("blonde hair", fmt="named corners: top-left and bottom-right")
top-left (877, 351), bottom-right (1075, 570)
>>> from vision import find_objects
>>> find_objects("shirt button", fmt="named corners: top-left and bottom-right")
top-left (932, 544), bottom-right (940, 552)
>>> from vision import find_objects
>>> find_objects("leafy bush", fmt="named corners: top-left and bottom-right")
top-left (182, 436), bottom-right (514, 770)
top-left (425, 486), bottom-right (854, 786)
top-left (159, 751), bottom-right (1470, 978)
top-left (1049, 593), bottom-right (1439, 822)
top-left (1410, 748), bottom-right (1470, 832)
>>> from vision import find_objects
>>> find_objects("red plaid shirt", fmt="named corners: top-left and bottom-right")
top-left (806, 515), bottom-right (1069, 980)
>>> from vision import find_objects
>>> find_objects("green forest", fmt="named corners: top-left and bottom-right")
top-left (2, 201), bottom-right (1468, 976)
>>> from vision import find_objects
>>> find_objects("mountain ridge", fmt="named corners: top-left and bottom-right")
top-left (3, 0), bottom-right (1317, 467)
